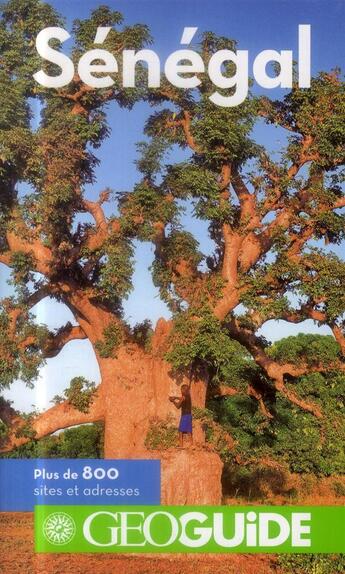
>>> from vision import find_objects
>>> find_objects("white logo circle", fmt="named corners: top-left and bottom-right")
top-left (43, 512), bottom-right (76, 545)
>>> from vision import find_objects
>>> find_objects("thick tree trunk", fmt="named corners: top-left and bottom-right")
top-left (100, 349), bottom-right (206, 457)
top-left (98, 342), bottom-right (223, 504)
top-left (1, 316), bottom-right (224, 504)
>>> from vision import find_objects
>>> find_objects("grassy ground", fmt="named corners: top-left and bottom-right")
top-left (0, 513), bottom-right (278, 574)
top-left (1, 478), bottom-right (344, 574)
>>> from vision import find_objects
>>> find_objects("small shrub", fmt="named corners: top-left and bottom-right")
top-left (145, 418), bottom-right (178, 450)
top-left (331, 480), bottom-right (345, 497)
top-left (51, 376), bottom-right (96, 413)
top-left (278, 554), bottom-right (345, 574)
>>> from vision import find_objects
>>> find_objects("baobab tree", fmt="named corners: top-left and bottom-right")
top-left (0, 0), bottom-right (344, 503)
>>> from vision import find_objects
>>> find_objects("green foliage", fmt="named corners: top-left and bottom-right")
top-left (1, 423), bottom-right (104, 459)
top-left (222, 464), bottom-right (293, 501)
top-left (167, 309), bottom-right (230, 371)
top-left (159, 230), bottom-right (202, 269)
top-left (167, 308), bottom-right (258, 390)
top-left (0, 309), bottom-right (18, 388)
top-left (10, 251), bottom-right (35, 284)
top-left (58, 423), bottom-right (104, 458)
top-left (268, 334), bottom-right (341, 367)
top-left (192, 96), bottom-right (258, 169)
top-left (144, 109), bottom-right (188, 148)
top-left (192, 406), bottom-right (214, 421)
top-left (278, 371), bottom-right (345, 475)
top-left (286, 72), bottom-right (345, 169)
top-left (145, 418), bottom-right (178, 450)
top-left (52, 376), bottom-right (96, 413)
top-left (163, 162), bottom-right (234, 223)
top-left (8, 250), bottom-right (38, 301)
top-left (0, 1), bottom-right (344, 491)
top-left (239, 248), bottom-right (345, 327)
top-left (145, 32), bottom-right (258, 170)
top-left (25, 112), bottom-right (98, 246)
top-left (10, 409), bottom-right (39, 441)
top-left (1, 434), bottom-right (58, 458)
top-left (0, 0), bottom-right (154, 257)
top-left (0, 303), bottom-right (47, 388)
top-left (119, 181), bottom-right (178, 241)
top-left (96, 238), bottom-right (134, 305)
top-left (0, 0), bottom-right (62, 96)
top-left (0, 416), bottom-right (9, 442)
top-left (135, 138), bottom-right (169, 179)
top-left (131, 319), bottom-right (153, 351)
top-left (72, 6), bottom-right (124, 50)
top-left (239, 256), bottom-right (297, 318)
top-left (314, 211), bottom-right (345, 244)
top-left (0, 0), bottom-right (63, 221)
top-left (209, 365), bottom-right (345, 476)
top-left (211, 394), bottom-right (269, 463)
top-left (163, 163), bottom-right (219, 201)
top-left (298, 251), bottom-right (345, 321)
top-left (151, 230), bottom-right (203, 309)
top-left (71, 5), bottom-right (152, 107)
top-left (278, 554), bottom-right (345, 574)
top-left (95, 322), bottom-right (123, 358)
top-left (192, 406), bottom-right (233, 457)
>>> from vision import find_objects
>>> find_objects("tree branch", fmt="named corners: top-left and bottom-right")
top-left (209, 383), bottom-right (239, 399)
top-left (247, 384), bottom-right (274, 419)
top-left (224, 317), bottom-right (324, 418)
top-left (79, 190), bottom-right (120, 253)
top-left (332, 325), bottom-right (345, 356)
top-left (44, 322), bottom-right (88, 358)
top-left (165, 109), bottom-right (203, 153)
top-left (0, 251), bottom-right (12, 266)
top-left (6, 285), bottom-right (51, 339)
top-left (0, 390), bottom-right (105, 453)
top-left (275, 382), bottom-right (322, 418)
top-left (232, 169), bottom-right (259, 225)
top-left (5, 230), bottom-right (53, 276)
top-left (181, 110), bottom-right (202, 152)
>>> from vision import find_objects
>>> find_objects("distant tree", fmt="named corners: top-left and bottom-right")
top-left (0, 0), bottom-right (344, 502)
top-left (213, 334), bottom-right (345, 477)
top-left (1, 422), bottom-right (103, 458)
top-left (58, 423), bottom-right (103, 458)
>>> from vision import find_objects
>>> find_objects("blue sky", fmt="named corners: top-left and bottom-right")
top-left (1, 0), bottom-right (344, 411)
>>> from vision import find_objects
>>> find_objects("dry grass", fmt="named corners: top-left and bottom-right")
top-left (0, 513), bottom-right (278, 574)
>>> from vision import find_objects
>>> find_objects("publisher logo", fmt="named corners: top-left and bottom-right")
top-left (43, 512), bottom-right (76, 546)
top-left (35, 505), bottom-right (345, 554)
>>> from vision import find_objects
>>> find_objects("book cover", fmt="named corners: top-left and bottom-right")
top-left (0, 0), bottom-right (344, 572)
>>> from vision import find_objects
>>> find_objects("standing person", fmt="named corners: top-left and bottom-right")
top-left (169, 384), bottom-right (193, 447)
